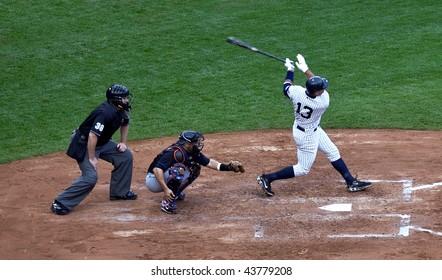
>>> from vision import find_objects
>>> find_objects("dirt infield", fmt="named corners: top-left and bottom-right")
top-left (1, 129), bottom-right (441, 260)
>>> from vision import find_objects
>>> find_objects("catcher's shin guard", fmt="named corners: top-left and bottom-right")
top-left (188, 162), bottom-right (201, 184)
top-left (166, 163), bottom-right (186, 194)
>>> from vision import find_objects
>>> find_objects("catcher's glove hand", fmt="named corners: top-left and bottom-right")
top-left (229, 160), bottom-right (245, 173)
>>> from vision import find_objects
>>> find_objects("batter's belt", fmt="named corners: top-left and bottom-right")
top-left (297, 125), bottom-right (319, 132)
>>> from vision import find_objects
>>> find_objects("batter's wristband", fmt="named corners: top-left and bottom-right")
top-left (218, 163), bottom-right (231, 171)
top-left (285, 71), bottom-right (294, 81)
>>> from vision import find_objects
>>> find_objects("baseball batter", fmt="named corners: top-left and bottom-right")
top-left (257, 54), bottom-right (372, 196)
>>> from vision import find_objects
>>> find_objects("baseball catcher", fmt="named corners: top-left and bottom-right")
top-left (145, 130), bottom-right (245, 214)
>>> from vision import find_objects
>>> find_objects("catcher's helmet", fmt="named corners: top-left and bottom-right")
top-left (178, 130), bottom-right (205, 153)
top-left (305, 76), bottom-right (329, 94)
top-left (106, 84), bottom-right (132, 111)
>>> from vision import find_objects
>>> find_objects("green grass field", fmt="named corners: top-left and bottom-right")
top-left (1, 0), bottom-right (441, 163)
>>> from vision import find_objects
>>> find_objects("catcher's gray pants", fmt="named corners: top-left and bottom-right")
top-left (145, 166), bottom-right (191, 193)
top-left (55, 140), bottom-right (133, 210)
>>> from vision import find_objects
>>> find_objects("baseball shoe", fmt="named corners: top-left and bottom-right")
top-left (176, 192), bottom-right (185, 201)
top-left (50, 200), bottom-right (69, 215)
top-left (347, 179), bottom-right (372, 192)
top-left (257, 174), bottom-right (274, 196)
top-left (161, 199), bottom-right (177, 214)
top-left (110, 190), bottom-right (137, 201)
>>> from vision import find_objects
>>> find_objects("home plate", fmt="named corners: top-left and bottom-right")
top-left (319, 203), bottom-right (352, 212)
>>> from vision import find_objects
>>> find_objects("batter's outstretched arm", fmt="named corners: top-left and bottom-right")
top-left (304, 69), bottom-right (315, 79)
top-left (283, 58), bottom-right (294, 97)
top-left (295, 54), bottom-right (315, 78)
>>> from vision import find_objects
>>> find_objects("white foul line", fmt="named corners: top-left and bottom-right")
top-left (410, 182), bottom-right (442, 191)
top-left (409, 226), bottom-right (442, 236)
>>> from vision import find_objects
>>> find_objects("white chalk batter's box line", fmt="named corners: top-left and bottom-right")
top-left (253, 179), bottom-right (442, 239)
top-left (251, 213), bottom-right (442, 239)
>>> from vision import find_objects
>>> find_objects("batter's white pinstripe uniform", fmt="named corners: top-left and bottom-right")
top-left (256, 54), bottom-right (371, 195)
top-left (284, 84), bottom-right (341, 176)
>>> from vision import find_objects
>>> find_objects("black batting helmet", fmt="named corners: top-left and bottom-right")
top-left (106, 84), bottom-right (131, 110)
top-left (305, 76), bottom-right (329, 94)
top-left (178, 130), bottom-right (205, 153)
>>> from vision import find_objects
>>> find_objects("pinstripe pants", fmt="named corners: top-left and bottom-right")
top-left (292, 125), bottom-right (340, 177)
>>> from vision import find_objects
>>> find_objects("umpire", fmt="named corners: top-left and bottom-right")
top-left (50, 84), bottom-right (137, 215)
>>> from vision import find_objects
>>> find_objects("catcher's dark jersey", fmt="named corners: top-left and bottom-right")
top-left (148, 143), bottom-right (210, 173)
top-left (78, 101), bottom-right (129, 147)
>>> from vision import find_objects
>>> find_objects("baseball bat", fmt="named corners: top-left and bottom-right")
top-left (226, 36), bottom-right (286, 63)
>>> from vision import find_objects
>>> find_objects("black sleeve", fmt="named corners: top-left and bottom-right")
top-left (155, 149), bottom-right (177, 170)
top-left (196, 153), bottom-right (210, 166)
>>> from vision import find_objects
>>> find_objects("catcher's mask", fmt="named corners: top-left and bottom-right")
top-left (178, 130), bottom-right (204, 153)
top-left (106, 84), bottom-right (132, 111)
top-left (305, 76), bottom-right (328, 94)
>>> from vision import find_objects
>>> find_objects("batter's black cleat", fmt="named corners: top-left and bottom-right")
top-left (257, 174), bottom-right (274, 196)
top-left (347, 179), bottom-right (372, 192)
top-left (110, 190), bottom-right (137, 200)
top-left (50, 200), bottom-right (69, 215)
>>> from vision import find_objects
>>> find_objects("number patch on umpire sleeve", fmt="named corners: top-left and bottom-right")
top-left (94, 122), bottom-right (104, 132)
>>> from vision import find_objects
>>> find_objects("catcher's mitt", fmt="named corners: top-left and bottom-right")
top-left (229, 160), bottom-right (245, 173)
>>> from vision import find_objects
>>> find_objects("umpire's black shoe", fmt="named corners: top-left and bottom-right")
top-left (50, 200), bottom-right (69, 215)
top-left (347, 180), bottom-right (372, 192)
top-left (110, 190), bottom-right (138, 201)
top-left (257, 174), bottom-right (274, 196)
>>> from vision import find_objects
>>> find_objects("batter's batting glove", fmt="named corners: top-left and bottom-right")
top-left (285, 58), bottom-right (295, 72)
top-left (295, 54), bottom-right (309, 73)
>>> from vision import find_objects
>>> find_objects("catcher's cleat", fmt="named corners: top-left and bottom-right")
top-left (347, 179), bottom-right (372, 192)
top-left (257, 175), bottom-right (274, 196)
top-left (110, 190), bottom-right (137, 201)
top-left (50, 200), bottom-right (69, 215)
top-left (161, 199), bottom-right (177, 214)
